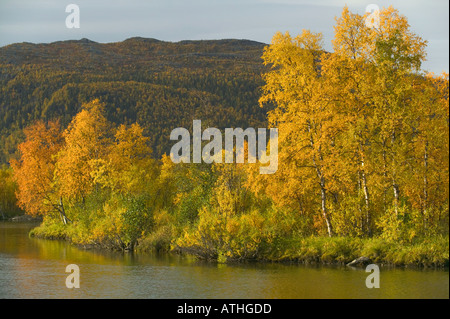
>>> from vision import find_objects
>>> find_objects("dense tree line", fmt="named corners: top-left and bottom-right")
top-left (251, 7), bottom-right (449, 240)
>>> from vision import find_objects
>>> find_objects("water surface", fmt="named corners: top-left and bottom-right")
top-left (0, 222), bottom-right (448, 299)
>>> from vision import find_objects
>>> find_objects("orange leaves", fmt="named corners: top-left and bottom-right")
top-left (11, 120), bottom-right (63, 216)
top-left (56, 99), bottom-right (154, 200)
top-left (13, 98), bottom-right (154, 219)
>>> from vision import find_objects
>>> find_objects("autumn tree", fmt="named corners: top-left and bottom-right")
top-left (258, 30), bottom-right (338, 237)
top-left (108, 123), bottom-right (156, 195)
top-left (369, 7), bottom-right (427, 221)
top-left (55, 99), bottom-right (112, 202)
top-left (321, 6), bottom-right (379, 236)
top-left (401, 72), bottom-right (449, 236)
top-left (10, 120), bottom-right (68, 223)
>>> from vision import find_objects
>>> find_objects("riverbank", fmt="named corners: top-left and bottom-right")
top-left (266, 236), bottom-right (449, 268)
top-left (29, 221), bottom-right (449, 268)
top-left (168, 236), bottom-right (449, 268)
top-left (6, 215), bottom-right (42, 222)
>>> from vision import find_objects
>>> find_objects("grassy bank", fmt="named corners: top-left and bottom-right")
top-left (31, 220), bottom-right (448, 268)
top-left (264, 236), bottom-right (449, 268)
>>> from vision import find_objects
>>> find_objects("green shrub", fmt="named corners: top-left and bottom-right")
top-left (138, 225), bottom-right (174, 253)
top-left (29, 219), bottom-right (69, 240)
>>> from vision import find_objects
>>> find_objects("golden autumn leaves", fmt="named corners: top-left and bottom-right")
top-left (251, 6), bottom-right (448, 238)
top-left (11, 99), bottom-right (155, 224)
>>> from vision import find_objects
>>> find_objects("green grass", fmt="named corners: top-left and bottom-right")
top-left (30, 220), bottom-right (449, 268)
top-left (29, 220), bottom-right (69, 240)
top-left (270, 236), bottom-right (362, 264)
top-left (276, 235), bottom-right (449, 268)
top-left (137, 225), bottom-right (174, 253)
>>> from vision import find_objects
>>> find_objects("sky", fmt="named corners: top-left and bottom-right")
top-left (0, 0), bottom-right (448, 73)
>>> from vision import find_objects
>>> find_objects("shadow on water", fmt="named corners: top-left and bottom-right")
top-left (0, 221), bottom-right (448, 299)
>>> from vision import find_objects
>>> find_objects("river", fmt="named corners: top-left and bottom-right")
top-left (0, 221), bottom-right (448, 299)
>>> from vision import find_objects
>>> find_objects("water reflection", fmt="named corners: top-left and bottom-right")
top-left (0, 222), bottom-right (448, 299)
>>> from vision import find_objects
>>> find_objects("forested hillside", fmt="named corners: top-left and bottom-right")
top-left (0, 37), bottom-right (269, 162)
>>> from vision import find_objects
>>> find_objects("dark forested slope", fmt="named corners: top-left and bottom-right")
top-left (0, 37), bottom-right (269, 162)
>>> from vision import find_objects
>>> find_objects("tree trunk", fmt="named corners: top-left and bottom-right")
top-left (362, 172), bottom-right (371, 236)
top-left (358, 172), bottom-right (364, 233)
top-left (359, 137), bottom-right (371, 236)
top-left (58, 197), bottom-right (70, 225)
top-left (391, 130), bottom-right (399, 217)
top-left (382, 140), bottom-right (388, 213)
top-left (423, 141), bottom-right (429, 230)
top-left (393, 180), bottom-right (399, 216)
top-left (319, 175), bottom-right (333, 237)
top-left (308, 127), bottom-right (333, 237)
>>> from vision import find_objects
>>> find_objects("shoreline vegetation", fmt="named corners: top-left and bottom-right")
top-left (3, 7), bottom-right (449, 271)
top-left (28, 220), bottom-right (449, 268)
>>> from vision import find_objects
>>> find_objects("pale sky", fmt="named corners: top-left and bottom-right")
top-left (0, 0), bottom-right (448, 73)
